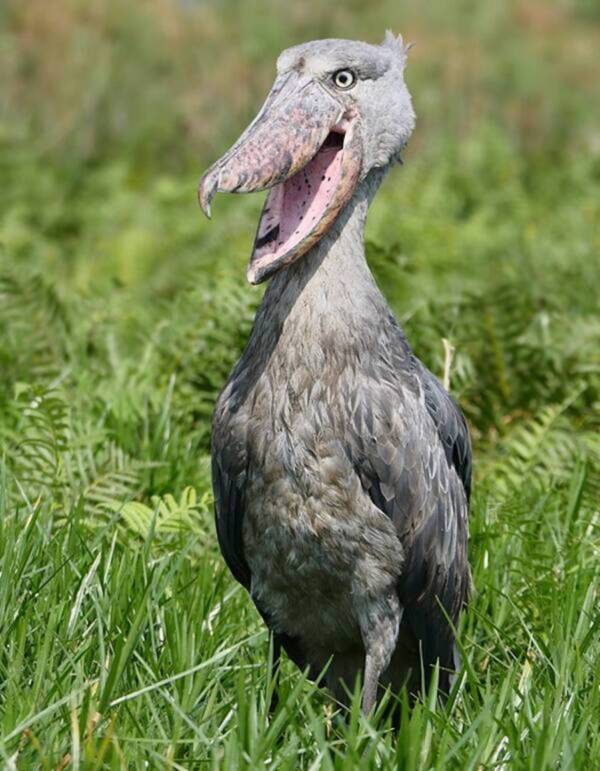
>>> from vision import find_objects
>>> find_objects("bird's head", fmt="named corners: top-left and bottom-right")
top-left (199, 33), bottom-right (415, 284)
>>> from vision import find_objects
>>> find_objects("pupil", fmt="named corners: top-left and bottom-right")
top-left (334, 70), bottom-right (353, 88)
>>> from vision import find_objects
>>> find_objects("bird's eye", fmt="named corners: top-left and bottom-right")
top-left (332, 69), bottom-right (356, 90)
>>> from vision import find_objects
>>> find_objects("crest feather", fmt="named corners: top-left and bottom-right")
top-left (382, 29), bottom-right (413, 69)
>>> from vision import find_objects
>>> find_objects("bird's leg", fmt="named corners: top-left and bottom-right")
top-left (360, 594), bottom-right (403, 715)
top-left (362, 649), bottom-right (386, 715)
top-left (268, 633), bottom-right (282, 715)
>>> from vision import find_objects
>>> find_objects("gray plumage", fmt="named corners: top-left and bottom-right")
top-left (205, 35), bottom-right (472, 712)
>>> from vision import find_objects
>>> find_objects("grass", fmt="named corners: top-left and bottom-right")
top-left (0, 0), bottom-right (599, 767)
top-left (1, 460), bottom-right (598, 768)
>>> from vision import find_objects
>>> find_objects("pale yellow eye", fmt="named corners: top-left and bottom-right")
top-left (333, 69), bottom-right (356, 90)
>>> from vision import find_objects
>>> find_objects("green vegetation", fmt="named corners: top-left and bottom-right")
top-left (0, 0), bottom-right (598, 767)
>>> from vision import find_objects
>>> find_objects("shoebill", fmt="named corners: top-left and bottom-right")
top-left (199, 32), bottom-right (472, 714)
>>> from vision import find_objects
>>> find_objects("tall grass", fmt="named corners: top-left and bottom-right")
top-left (0, 0), bottom-right (598, 767)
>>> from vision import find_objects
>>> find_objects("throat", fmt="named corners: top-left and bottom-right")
top-left (241, 167), bottom-right (392, 376)
top-left (262, 169), bottom-right (386, 324)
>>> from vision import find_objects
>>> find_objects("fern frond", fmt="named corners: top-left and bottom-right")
top-left (4, 385), bottom-right (69, 491)
top-left (0, 272), bottom-right (68, 384)
top-left (99, 486), bottom-right (208, 544)
top-left (483, 390), bottom-right (593, 496)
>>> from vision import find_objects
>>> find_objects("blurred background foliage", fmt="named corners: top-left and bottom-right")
top-left (1, 0), bottom-right (598, 491)
top-left (0, 0), bottom-right (599, 767)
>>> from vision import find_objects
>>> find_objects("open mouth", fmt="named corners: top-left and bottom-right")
top-left (247, 120), bottom-right (360, 284)
top-left (253, 131), bottom-right (345, 259)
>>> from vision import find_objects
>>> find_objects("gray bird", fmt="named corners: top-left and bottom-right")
top-left (199, 33), bottom-right (472, 714)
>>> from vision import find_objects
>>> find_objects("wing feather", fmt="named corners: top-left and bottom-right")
top-left (212, 446), bottom-right (251, 589)
top-left (351, 356), bottom-right (472, 689)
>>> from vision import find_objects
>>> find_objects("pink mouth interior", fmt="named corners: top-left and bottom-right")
top-left (253, 131), bottom-right (345, 262)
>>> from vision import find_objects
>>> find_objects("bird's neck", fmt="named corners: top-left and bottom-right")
top-left (260, 166), bottom-right (390, 330)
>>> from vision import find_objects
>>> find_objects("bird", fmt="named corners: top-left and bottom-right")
top-left (198, 32), bottom-right (472, 715)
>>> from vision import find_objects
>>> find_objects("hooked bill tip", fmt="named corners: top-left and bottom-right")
top-left (198, 170), bottom-right (218, 219)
